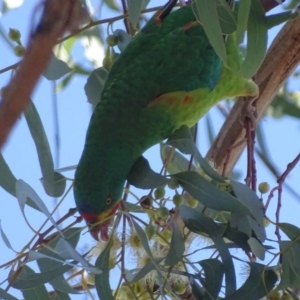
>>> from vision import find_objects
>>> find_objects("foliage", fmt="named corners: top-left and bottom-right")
top-left (0, 0), bottom-right (300, 300)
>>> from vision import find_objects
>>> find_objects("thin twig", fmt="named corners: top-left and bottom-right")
top-left (264, 153), bottom-right (300, 240)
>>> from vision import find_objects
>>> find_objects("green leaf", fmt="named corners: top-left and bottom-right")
top-left (223, 263), bottom-right (277, 300)
top-left (219, 224), bottom-right (251, 252)
top-left (192, 0), bottom-right (227, 64)
top-left (50, 290), bottom-right (71, 300)
top-left (15, 180), bottom-right (63, 235)
top-left (84, 67), bottom-right (108, 105)
top-left (22, 282), bottom-right (51, 300)
top-left (179, 206), bottom-right (236, 296)
top-left (132, 219), bottom-right (154, 260)
top-left (127, 0), bottom-right (143, 28)
top-left (167, 125), bottom-right (225, 182)
top-left (266, 10), bottom-right (299, 29)
top-left (0, 219), bottom-right (13, 250)
top-left (127, 156), bottom-right (168, 189)
top-left (247, 237), bottom-right (265, 260)
top-left (230, 180), bottom-right (265, 241)
top-left (278, 223), bottom-right (300, 240)
top-left (103, 0), bottom-right (119, 11)
top-left (43, 54), bottom-right (72, 80)
top-left (95, 241), bottom-right (114, 300)
top-left (126, 257), bottom-right (164, 283)
top-left (204, 114), bottom-right (215, 145)
top-left (0, 288), bottom-right (18, 300)
top-left (239, 0), bottom-right (267, 78)
top-left (278, 240), bottom-right (300, 289)
top-left (24, 101), bottom-right (66, 197)
top-left (160, 143), bottom-right (197, 175)
top-left (164, 221), bottom-right (185, 266)
top-left (236, 0), bottom-right (251, 44)
top-left (191, 280), bottom-right (205, 299)
top-left (217, 0), bottom-right (237, 34)
top-left (198, 258), bottom-right (224, 299)
top-left (0, 152), bottom-right (51, 210)
top-left (114, 29), bottom-right (132, 52)
top-left (41, 171), bottom-right (66, 198)
top-left (12, 264), bottom-right (73, 290)
top-left (173, 171), bottom-right (251, 215)
top-left (0, 153), bottom-right (18, 198)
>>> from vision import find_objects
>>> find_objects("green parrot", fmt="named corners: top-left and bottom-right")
top-left (74, 0), bottom-right (258, 240)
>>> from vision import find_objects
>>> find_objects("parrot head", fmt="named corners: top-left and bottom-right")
top-left (73, 168), bottom-right (124, 241)
top-left (80, 199), bottom-right (121, 241)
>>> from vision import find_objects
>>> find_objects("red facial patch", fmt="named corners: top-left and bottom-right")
top-left (81, 201), bottom-right (121, 241)
top-left (183, 94), bottom-right (191, 104)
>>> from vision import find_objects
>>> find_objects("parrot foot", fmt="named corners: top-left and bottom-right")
top-left (240, 95), bottom-right (258, 131)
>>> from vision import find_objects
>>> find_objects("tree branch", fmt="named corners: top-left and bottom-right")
top-left (206, 14), bottom-right (300, 176)
top-left (0, 0), bottom-right (87, 149)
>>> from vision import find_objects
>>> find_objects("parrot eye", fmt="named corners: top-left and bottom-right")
top-left (106, 197), bottom-right (112, 205)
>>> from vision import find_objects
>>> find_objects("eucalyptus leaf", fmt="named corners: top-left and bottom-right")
top-left (231, 180), bottom-right (265, 241)
top-left (103, 0), bottom-right (119, 11)
top-left (22, 284), bottom-right (51, 300)
top-left (179, 206), bottom-right (236, 296)
top-left (173, 171), bottom-right (251, 215)
top-left (24, 101), bottom-right (66, 197)
top-left (0, 219), bottom-right (13, 250)
top-left (15, 180), bottom-right (64, 236)
top-left (41, 171), bottom-right (66, 198)
top-left (132, 219), bottom-right (154, 260)
top-left (164, 221), bottom-right (185, 266)
top-left (0, 154), bottom-right (40, 209)
top-left (278, 240), bottom-right (300, 289)
top-left (11, 264), bottom-right (73, 290)
top-left (160, 143), bottom-right (197, 175)
top-left (247, 237), bottom-right (265, 260)
top-left (95, 240), bottom-right (114, 300)
top-left (217, 0), bottom-right (237, 34)
top-left (219, 224), bottom-right (252, 252)
top-left (223, 263), bottom-right (277, 300)
top-left (127, 155), bottom-right (168, 189)
top-left (239, 0), bottom-right (267, 78)
top-left (55, 238), bottom-right (101, 273)
top-left (84, 67), bottom-right (108, 105)
top-left (167, 125), bottom-right (225, 182)
top-left (0, 288), bottom-right (18, 300)
top-left (191, 279), bottom-right (205, 299)
top-left (192, 0), bottom-right (227, 64)
top-left (114, 29), bottom-right (132, 52)
top-left (127, 0), bottom-right (143, 28)
top-left (266, 10), bottom-right (299, 29)
top-left (126, 258), bottom-right (164, 283)
top-left (51, 290), bottom-right (71, 300)
top-left (55, 165), bottom-right (77, 172)
top-left (236, 0), bottom-right (251, 44)
top-left (43, 54), bottom-right (72, 80)
top-left (278, 222), bottom-right (300, 240)
top-left (198, 258), bottom-right (224, 299)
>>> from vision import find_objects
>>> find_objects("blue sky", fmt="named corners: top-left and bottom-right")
top-left (0, 0), bottom-right (300, 299)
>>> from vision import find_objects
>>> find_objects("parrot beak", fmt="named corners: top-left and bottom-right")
top-left (85, 201), bottom-right (121, 241)
top-left (89, 219), bottom-right (111, 241)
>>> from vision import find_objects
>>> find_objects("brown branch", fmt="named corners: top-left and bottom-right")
top-left (0, 0), bottom-right (87, 149)
top-left (206, 14), bottom-right (300, 176)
